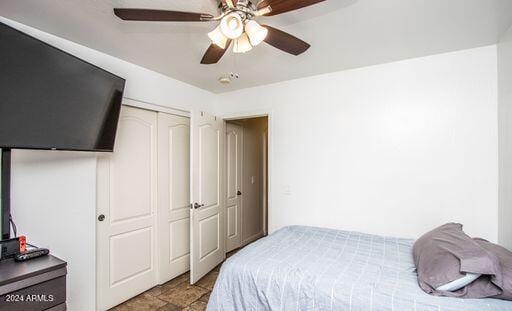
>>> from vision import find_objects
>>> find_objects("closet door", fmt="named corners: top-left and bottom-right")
top-left (226, 123), bottom-right (243, 252)
top-left (97, 106), bottom-right (157, 310)
top-left (157, 113), bottom-right (190, 284)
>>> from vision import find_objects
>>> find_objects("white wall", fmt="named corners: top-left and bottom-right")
top-left (0, 17), bottom-right (215, 311)
top-left (498, 25), bottom-right (512, 250)
top-left (11, 151), bottom-right (97, 310)
top-left (215, 46), bottom-right (499, 242)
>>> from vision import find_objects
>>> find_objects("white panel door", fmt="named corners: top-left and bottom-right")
top-left (97, 106), bottom-right (157, 310)
top-left (157, 113), bottom-right (190, 284)
top-left (226, 123), bottom-right (243, 252)
top-left (190, 111), bottom-right (225, 284)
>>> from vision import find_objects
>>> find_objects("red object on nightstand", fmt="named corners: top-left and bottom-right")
top-left (19, 235), bottom-right (26, 253)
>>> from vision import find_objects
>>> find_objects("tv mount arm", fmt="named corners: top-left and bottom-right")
top-left (1, 148), bottom-right (11, 240)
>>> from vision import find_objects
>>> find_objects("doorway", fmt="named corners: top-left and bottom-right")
top-left (225, 116), bottom-right (269, 253)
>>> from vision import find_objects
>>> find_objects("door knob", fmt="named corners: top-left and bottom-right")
top-left (193, 203), bottom-right (205, 209)
top-left (98, 214), bottom-right (105, 222)
top-left (237, 190), bottom-right (242, 196)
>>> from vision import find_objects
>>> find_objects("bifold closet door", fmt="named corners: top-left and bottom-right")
top-left (97, 106), bottom-right (158, 310)
top-left (157, 113), bottom-right (191, 284)
top-left (226, 123), bottom-right (243, 252)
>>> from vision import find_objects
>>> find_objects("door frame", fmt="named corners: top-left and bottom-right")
top-left (220, 110), bottom-right (273, 239)
top-left (262, 127), bottom-right (268, 236)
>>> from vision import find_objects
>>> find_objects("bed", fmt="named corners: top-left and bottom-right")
top-left (208, 226), bottom-right (512, 311)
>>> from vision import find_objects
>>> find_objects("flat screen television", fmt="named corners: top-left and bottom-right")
top-left (0, 22), bottom-right (126, 241)
top-left (0, 22), bottom-right (126, 152)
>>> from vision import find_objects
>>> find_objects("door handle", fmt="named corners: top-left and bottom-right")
top-left (98, 214), bottom-right (105, 222)
top-left (193, 203), bottom-right (205, 209)
top-left (237, 190), bottom-right (242, 196)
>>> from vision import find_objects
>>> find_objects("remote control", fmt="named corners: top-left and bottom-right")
top-left (14, 248), bottom-right (49, 262)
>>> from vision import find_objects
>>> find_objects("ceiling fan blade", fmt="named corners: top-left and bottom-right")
top-left (114, 9), bottom-right (214, 22)
top-left (257, 0), bottom-right (325, 16)
top-left (200, 41), bottom-right (232, 64)
top-left (262, 25), bottom-right (310, 55)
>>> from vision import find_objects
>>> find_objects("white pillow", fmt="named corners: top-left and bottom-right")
top-left (435, 273), bottom-right (481, 292)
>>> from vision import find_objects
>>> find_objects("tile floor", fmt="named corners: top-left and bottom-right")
top-left (110, 251), bottom-right (236, 311)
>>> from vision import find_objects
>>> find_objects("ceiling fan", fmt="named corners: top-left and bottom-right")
top-left (114, 0), bottom-right (325, 64)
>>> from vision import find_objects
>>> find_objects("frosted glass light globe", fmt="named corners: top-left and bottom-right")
top-left (220, 13), bottom-right (243, 39)
top-left (245, 20), bottom-right (268, 46)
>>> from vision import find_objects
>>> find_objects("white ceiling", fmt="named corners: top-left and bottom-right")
top-left (1, 0), bottom-right (511, 93)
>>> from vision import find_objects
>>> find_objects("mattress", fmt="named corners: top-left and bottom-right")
top-left (208, 226), bottom-right (512, 311)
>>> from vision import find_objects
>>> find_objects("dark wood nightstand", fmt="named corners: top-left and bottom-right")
top-left (0, 255), bottom-right (67, 310)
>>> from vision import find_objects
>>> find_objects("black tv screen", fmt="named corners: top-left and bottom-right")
top-left (0, 22), bottom-right (125, 152)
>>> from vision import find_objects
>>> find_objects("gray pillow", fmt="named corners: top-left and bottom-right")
top-left (413, 223), bottom-right (502, 298)
top-left (474, 238), bottom-right (512, 300)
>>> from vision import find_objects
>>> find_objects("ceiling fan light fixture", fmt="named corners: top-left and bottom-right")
top-left (245, 20), bottom-right (268, 46)
top-left (113, 0), bottom-right (320, 65)
top-left (233, 33), bottom-right (253, 53)
top-left (208, 25), bottom-right (228, 49)
top-left (220, 13), bottom-right (244, 39)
